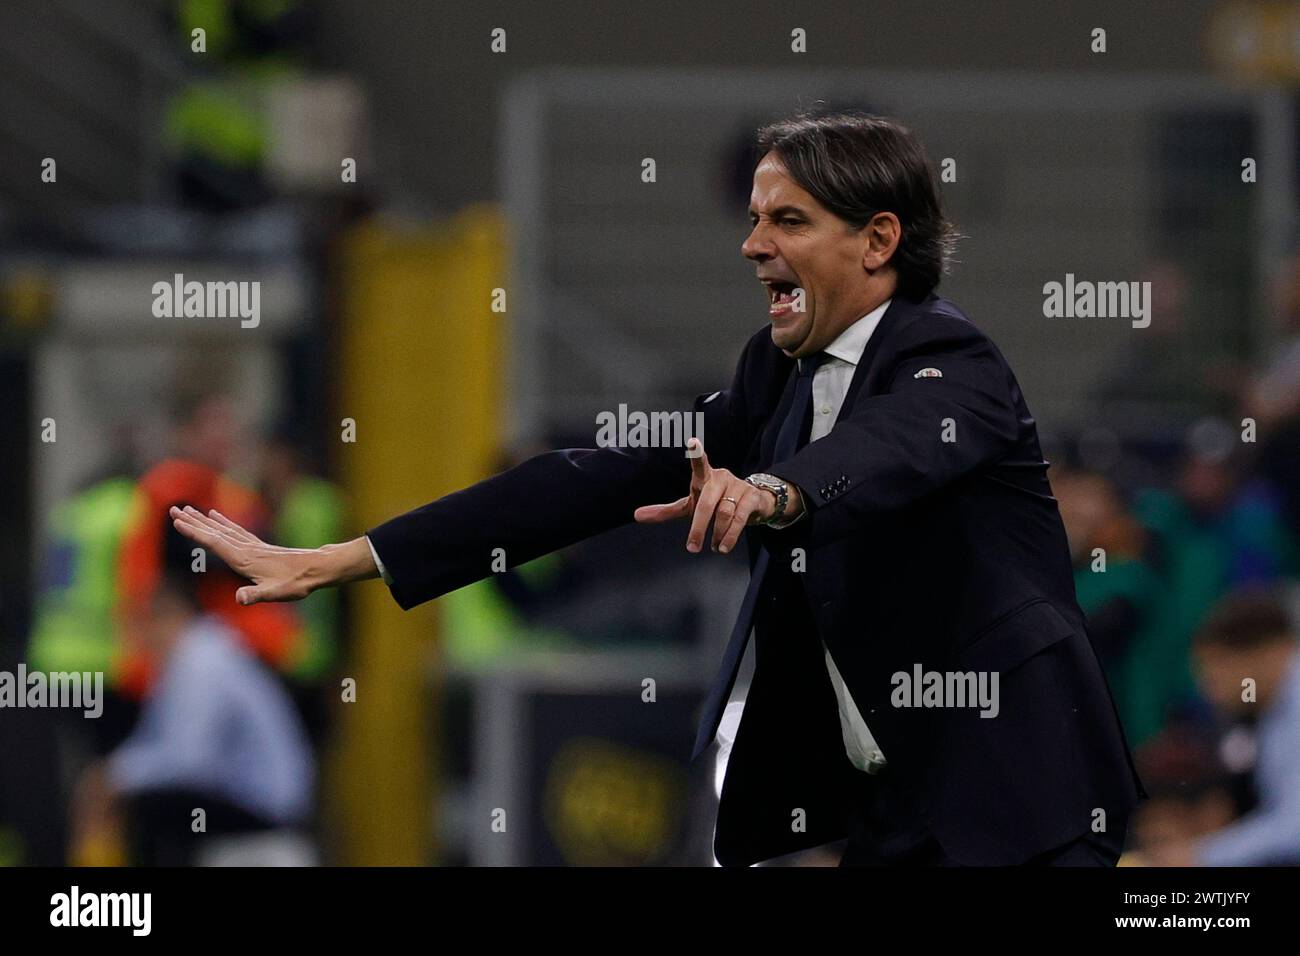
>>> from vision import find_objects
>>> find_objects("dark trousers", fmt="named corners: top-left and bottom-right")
top-left (837, 765), bottom-right (1125, 867)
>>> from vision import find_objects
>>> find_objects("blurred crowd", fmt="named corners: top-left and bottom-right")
top-left (1053, 250), bottom-right (1300, 866)
top-left (28, 373), bottom-right (346, 866)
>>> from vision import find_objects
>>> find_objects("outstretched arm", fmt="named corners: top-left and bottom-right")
top-left (330, 330), bottom-right (769, 610)
top-left (170, 326), bottom-right (775, 608)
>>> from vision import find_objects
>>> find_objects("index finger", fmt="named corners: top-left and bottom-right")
top-left (688, 438), bottom-right (710, 481)
top-left (171, 512), bottom-right (243, 568)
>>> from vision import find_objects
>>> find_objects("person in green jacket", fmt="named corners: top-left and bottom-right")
top-left (1056, 468), bottom-right (1185, 749)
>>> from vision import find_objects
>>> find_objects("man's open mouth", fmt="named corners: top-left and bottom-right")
top-left (764, 280), bottom-right (801, 314)
top-left (766, 280), bottom-right (797, 302)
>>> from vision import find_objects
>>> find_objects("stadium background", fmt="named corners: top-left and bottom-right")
top-left (0, 0), bottom-right (1298, 865)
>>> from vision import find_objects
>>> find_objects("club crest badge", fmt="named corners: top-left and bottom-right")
top-left (913, 367), bottom-right (943, 379)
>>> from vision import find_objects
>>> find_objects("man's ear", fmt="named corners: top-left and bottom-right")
top-left (862, 211), bottom-right (901, 272)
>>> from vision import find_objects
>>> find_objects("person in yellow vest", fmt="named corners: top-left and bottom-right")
top-left (28, 461), bottom-right (141, 865)
top-left (28, 466), bottom-right (141, 753)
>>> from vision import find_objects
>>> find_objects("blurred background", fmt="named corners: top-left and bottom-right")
top-left (2, 0), bottom-right (1300, 866)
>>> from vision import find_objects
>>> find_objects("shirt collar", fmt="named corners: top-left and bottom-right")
top-left (821, 298), bottom-right (892, 368)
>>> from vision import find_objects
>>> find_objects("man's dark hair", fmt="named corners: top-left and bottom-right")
top-left (1195, 589), bottom-right (1295, 651)
top-left (754, 109), bottom-right (958, 301)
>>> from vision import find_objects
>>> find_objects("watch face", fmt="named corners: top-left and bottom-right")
top-left (748, 475), bottom-right (786, 518)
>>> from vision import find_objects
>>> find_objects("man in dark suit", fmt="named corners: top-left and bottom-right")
top-left (171, 110), bottom-right (1145, 866)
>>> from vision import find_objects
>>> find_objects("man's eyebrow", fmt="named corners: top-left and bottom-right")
top-left (748, 204), bottom-right (810, 220)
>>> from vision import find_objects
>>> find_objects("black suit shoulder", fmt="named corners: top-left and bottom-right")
top-left (887, 295), bottom-right (1006, 363)
top-left (877, 294), bottom-right (1022, 407)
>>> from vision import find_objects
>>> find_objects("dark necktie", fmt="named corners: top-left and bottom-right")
top-left (691, 351), bottom-right (826, 761)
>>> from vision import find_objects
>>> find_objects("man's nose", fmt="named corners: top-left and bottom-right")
top-left (742, 228), bottom-right (773, 261)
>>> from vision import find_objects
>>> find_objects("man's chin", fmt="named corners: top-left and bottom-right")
top-left (769, 322), bottom-right (806, 356)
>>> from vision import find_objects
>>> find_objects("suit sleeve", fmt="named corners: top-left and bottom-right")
top-left (365, 328), bottom-right (766, 610)
top-left (770, 318), bottom-right (1021, 551)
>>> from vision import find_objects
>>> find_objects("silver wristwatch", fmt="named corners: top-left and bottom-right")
top-left (745, 473), bottom-right (790, 526)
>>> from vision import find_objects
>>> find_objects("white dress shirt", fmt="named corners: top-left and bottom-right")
top-left (780, 298), bottom-right (892, 774)
top-left (368, 537), bottom-right (393, 585)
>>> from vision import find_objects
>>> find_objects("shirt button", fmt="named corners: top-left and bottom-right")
top-left (820, 404), bottom-right (831, 415)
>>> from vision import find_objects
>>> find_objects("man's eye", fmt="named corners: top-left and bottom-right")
top-left (781, 218), bottom-right (802, 226)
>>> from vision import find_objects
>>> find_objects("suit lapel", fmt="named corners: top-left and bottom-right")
top-left (837, 294), bottom-right (918, 417)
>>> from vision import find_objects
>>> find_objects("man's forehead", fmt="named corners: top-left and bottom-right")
top-left (749, 157), bottom-right (814, 211)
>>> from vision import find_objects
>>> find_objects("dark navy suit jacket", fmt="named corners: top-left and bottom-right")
top-left (367, 292), bottom-right (1146, 865)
